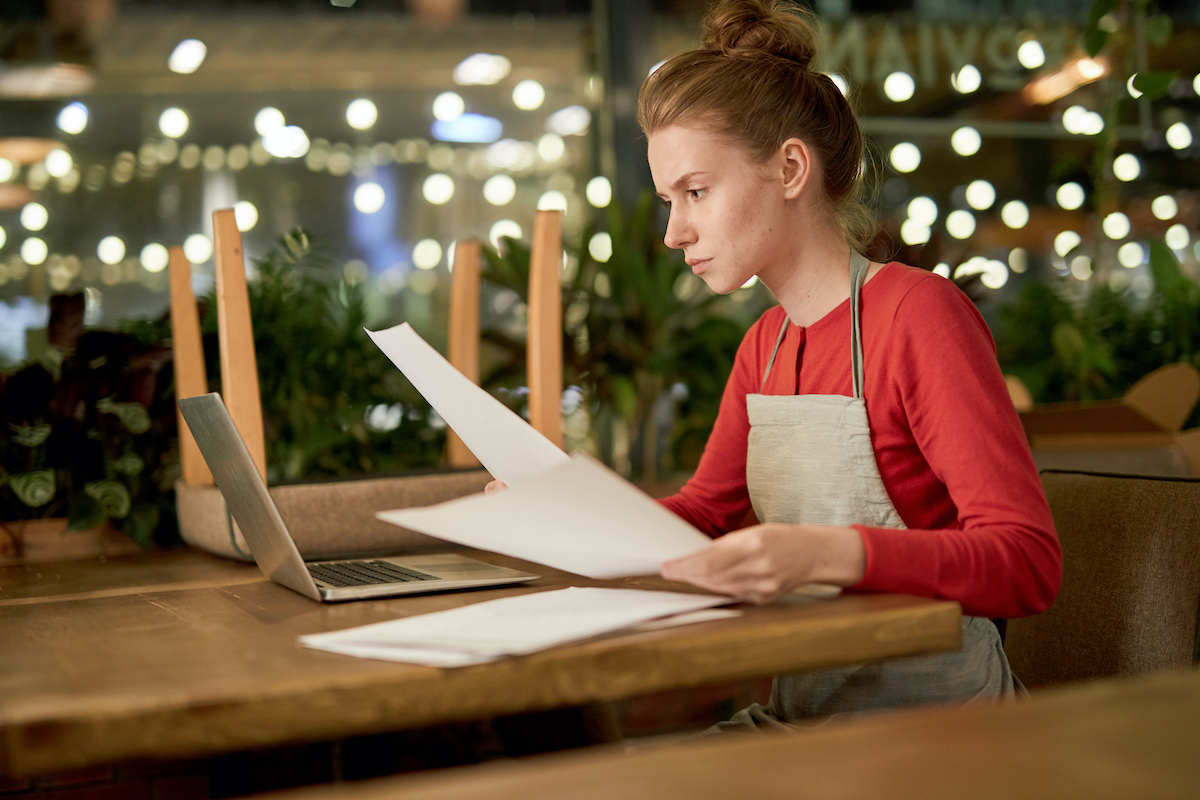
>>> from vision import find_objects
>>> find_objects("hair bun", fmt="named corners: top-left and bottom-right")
top-left (701, 0), bottom-right (817, 69)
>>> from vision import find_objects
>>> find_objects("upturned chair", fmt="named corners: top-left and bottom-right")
top-left (170, 208), bottom-right (564, 559)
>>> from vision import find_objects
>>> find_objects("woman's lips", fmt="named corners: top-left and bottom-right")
top-left (687, 258), bottom-right (711, 274)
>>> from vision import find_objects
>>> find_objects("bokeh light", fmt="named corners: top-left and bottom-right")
top-left (889, 142), bottom-right (921, 173)
top-left (483, 174), bottom-right (516, 206)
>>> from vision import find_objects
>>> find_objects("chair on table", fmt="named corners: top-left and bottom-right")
top-left (1003, 469), bottom-right (1200, 689)
top-left (445, 209), bottom-right (564, 465)
top-left (171, 209), bottom-right (565, 560)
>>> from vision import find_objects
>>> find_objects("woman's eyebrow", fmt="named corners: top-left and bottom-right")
top-left (670, 171), bottom-right (707, 189)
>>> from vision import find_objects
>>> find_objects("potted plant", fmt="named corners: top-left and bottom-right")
top-left (1, 294), bottom-right (178, 561)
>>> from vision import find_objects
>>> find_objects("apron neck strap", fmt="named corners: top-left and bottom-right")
top-left (849, 251), bottom-right (869, 400)
top-left (759, 252), bottom-right (871, 397)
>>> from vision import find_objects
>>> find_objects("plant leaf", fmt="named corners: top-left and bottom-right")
top-left (9, 423), bottom-right (51, 447)
top-left (85, 480), bottom-right (132, 519)
top-left (66, 493), bottom-right (105, 532)
top-left (1148, 239), bottom-right (1186, 298)
top-left (1084, 27), bottom-right (1109, 58)
top-left (120, 502), bottom-right (160, 549)
top-left (1145, 15), bottom-right (1172, 48)
top-left (113, 453), bottom-right (145, 476)
top-left (98, 398), bottom-right (152, 434)
top-left (10, 470), bottom-right (56, 508)
top-left (1132, 70), bottom-right (1178, 101)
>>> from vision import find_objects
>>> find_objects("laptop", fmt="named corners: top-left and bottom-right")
top-left (178, 392), bottom-right (539, 602)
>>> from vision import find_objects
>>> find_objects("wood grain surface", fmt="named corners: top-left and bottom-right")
top-left (526, 209), bottom-right (563, 449)
top-left (0, 550), bottom-right (960, 778)
top-left (446, 238), bottom-right (482, 469)
top-left (212, 208), bottom-right (267, 481)
top-left (168, 245), bottom-right (214, 486)
top-left (273, 670), bottom-right (1200, 800)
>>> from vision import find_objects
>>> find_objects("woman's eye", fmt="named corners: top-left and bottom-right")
top-left (688, 188), bottom-right (706, 200)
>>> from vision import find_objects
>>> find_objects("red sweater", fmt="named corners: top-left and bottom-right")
top-left (660, 263), bottom-right (1061, 619)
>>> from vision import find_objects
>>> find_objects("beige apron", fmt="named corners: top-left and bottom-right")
top-left (717, 252), bottom-right (1014, 732)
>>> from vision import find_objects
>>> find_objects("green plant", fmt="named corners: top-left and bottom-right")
top-left (997, 241), bottom-right (1200, 425)
top-left (1, 294), bottom-right (178, 548)
top-left (130, 230), bottom-right (448, 485)
top-left (481, 191), bottom-right (772, 479)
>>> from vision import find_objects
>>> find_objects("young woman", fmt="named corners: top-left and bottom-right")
top-left (640, 0), bottom-right (1062, 729)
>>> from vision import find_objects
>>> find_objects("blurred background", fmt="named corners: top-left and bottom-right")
top-left (2, 0), bottom-right (1199, 545)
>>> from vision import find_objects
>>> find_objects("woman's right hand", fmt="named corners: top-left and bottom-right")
top-left (484, 480), bottom-right (508, 494)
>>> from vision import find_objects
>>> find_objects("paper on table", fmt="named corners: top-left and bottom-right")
top-left (300, 586), bottom-right (734, 667)
top-left (378, 452), bottom-right (713, 578)
top-left (365, 323), bottom-right (569, 485)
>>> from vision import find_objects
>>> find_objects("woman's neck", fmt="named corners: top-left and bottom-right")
top-left (759, 225), bottom-right (855, 329)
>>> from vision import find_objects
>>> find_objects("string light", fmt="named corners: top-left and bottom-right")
top-left (951, 65), bottom-right (981, 93)
top-left (413, 239), bottom-right (442, 269)
top-left (512, 80), bottom-right (545, 110)
top-left (432, 92), bottom-right (465, 122)
top-left (422, 174), bottom-right (455, 205)
top-left (965, 180), bottom-right (995, 210)
top-left (56, 102), bottom-right (88, 134)
top-left (168, 39), bottom-right (207, 74)
top-left (946, 210), bottom-right (976, 239)
top-left (1102, 212), bottom-right (1130, 239)
top-left (158, 108), bottom-right (189, 138)
top-left (489, 220), bottom-right (522, 248)
top-left (889, 142), bottom-right (921, 173)
top-left (346, 99), bottom-right (378, 130)
top-left (1056, 182), bottom-right (1085, 210)
top-left (97, 236), bottom-right (126, 265)
top-left (483, 175), bottom-right (517, 206)
top-left (1151, 195), bottom-right (1178, 220)
top-left (234, 200), bottom-right (258, 231)
top-left (589, 232), bottom-right (613, 263)
top-left (1017, 40), bottom-right (1045, 69)
top-left (21, 202), bottom-right (48, 231)
top-left (1054, 231), bottom-right (1082, 257)
top-left (950, 126), bottom-right (981, 156)
top-left (140, 243), bottom-right (169, 272)
top-left (882, 71), bottom-right (915, 102)
top-left (586, 176), bottom-right (612, 208)
top-left (1113, 153), bottom-right (1140, 181)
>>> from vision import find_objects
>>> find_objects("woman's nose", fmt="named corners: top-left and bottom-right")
top-left (664, 211), bottom-right (693, 250)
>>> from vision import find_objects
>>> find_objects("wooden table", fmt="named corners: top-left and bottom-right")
top-left (0, 548), bottom-right (962, 779)
top-left (273, 670), bottom-right (1200, 800)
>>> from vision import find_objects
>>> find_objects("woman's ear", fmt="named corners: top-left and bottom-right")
top-left (779, 138), bottom-right (814, 200)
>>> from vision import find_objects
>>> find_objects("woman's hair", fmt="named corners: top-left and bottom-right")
top-left (638, 0), bottom-right (875, 250)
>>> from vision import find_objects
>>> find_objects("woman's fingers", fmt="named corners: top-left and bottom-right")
top-left (484, 480), bottom-right (508, 494)
top-left (661, 526), bottom-right (801, 604)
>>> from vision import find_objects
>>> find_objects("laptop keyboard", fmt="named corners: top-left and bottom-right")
top-left (308, 560), bottom-right (439, 588)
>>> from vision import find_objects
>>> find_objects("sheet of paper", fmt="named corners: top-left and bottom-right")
top-left (300, 587), bottom-right (733, 666)
top-left (366, 323), bottom-right (569, 485)
top-left (378, 452), bottom-right (713, 578)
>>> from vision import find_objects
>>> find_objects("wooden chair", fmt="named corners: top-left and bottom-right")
top-left (1003, 469), bottom-right (1200, 689)
top-left (445, 209), bottom-right (564, 464)
top-left (172, 209), bottom-right (564, 559)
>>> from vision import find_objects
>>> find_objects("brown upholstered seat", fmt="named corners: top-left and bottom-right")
top-left (1004, 470), bottom-right (1200, 689)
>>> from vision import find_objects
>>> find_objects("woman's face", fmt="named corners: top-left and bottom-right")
top-left (648, 123), bottom-right (794, 295)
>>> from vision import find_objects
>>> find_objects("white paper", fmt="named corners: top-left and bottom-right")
top-left (378, 452), bottom-right (713, 578)
top-left (300, 587), bottom-right (733, 666)
top-left (366, 323), bottom-right (569, 485)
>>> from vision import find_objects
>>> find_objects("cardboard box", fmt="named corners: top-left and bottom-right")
top-left (1014, 363), bottom-right (1200, 477)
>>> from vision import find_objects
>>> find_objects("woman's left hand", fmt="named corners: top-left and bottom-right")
top-left (660, 523), bottom-right (866, 605)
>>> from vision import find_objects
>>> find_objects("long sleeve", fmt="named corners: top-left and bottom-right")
top-left (658, 266), bottom-right (1061, 620)
top-left (851, 275), bottom-right (1061, 619)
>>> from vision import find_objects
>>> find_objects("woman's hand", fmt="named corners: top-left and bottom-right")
top-left (660, 523), bottom-right (866, 605)
top-left (484, 480), bottom-right (508, 494)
